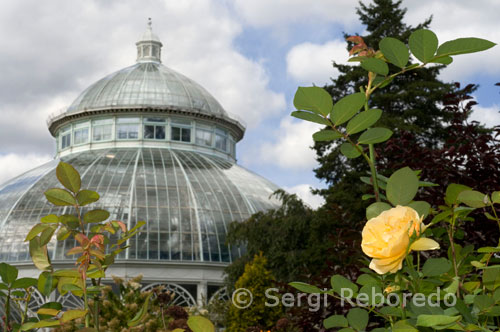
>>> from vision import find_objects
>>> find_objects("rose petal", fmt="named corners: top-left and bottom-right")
top-left (410, 237), bottom-right (440, 251)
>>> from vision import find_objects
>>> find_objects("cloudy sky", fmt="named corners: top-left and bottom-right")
top-left (0, 0), bottom-right (498, 208)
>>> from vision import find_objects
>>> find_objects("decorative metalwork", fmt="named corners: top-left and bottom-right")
top-left (57, 292), bottom-right (85, 310)
top-left (141, 282), bottom-right (197, 307)
top-left (208, 286), bottom-right (229, 304)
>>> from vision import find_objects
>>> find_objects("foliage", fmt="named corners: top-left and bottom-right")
top-left (225, 190), bottom-right (336, 286)
top-left (380, 82), bottom-right (500, 248)
top-left (227, 253), bottom-right (284, 332)
top-left (290, 17), bottom-right (499, 331)
top-left (314, 0), bottom-right (468, 229)
top-left (0, 161), bottom-right (214, 332)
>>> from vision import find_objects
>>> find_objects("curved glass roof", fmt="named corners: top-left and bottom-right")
top-left (67, 62), bottom-right (228, 117)
top-left (0, 148), bottom-right (280, 264)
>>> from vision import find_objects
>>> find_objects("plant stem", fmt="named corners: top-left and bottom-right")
top-left (368, 144), bottom-right (380, 202)
top-left (74, 201), bottom-right (90, 327)
top-left (21, 289), bottom-right (32, 326)
top-left (447, 208), bottom-right (460, 298)
top-left (5, 288), bottom-right (10, 330)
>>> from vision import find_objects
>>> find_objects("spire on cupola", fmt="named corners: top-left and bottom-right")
top-left (136, 18), bottom-right (163, 63)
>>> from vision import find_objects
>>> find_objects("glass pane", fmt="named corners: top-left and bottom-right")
top-left (74, 128), bottom-right (89, 145)
top-left (144, 125), bottom-right (155, 139)
top-left (117, 124), bottom-right (139, 139)
top-left (171, 127), bottom-right (181, 141)
top-left (181, 128), bottom-right (191, 142)
top-left (116, 117), bottom-right (140, 124)
top-left (145, 118), bottom-right (165, 123)
top-left (62, 133), bottom-right (71, 149)
top-left (196, 129), bottom-right (212, 146)
top-left (155, 126), bottom-right (165, 139)
top-left (93, 124), bottom-right (112, 141)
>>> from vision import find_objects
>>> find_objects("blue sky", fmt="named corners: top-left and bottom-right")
top-left (0, 0), bottom-right (498, 208)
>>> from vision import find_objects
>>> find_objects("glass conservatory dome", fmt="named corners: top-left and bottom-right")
top-left (0, 19), bottom-right (280, 307)
top-left (66, 63), bottom-right (228, 118)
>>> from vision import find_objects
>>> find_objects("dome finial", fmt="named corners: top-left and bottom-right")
top-left (136, 18), bottom-right (163, 63)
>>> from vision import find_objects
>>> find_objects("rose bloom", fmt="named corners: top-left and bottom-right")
top-left (361, 205), bottom-right (439, 274)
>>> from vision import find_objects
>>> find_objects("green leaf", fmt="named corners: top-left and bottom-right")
top-left (346, 308), bottom-right (368, 331)
top-left (26, 319), bottom-right (61, 329)
top-left (76, 190), bottom-right (100, 206)
top-left (53, 269), bottom-right (81, 278)
top-left (492, 191), bottom-right (500, 204)
top-left (324, 315), bottom-right (348, 328)
top-left (473, 294), bottom-right (494, 312)
top-left (128, 293), bottom-right (152, 327)
top-left (483, 266), bottom-right (500, 291)
top-left (409, 29), bottom-right (438, 63)
top-left (12, 277), bottom-right (37, 289)
top-left (38, 271), bottom-right (55, 297)
top-left (386, 167), bottom-right (419, 206)
top-left (361, 58), bottom-right (389, 76)
top-left (291, 110), bottom-right (330, 125)
top-left (416, 315), bottom-right (461, 327)
top-left (293, 86), bottom-right (333, 116)
top-left (331, 275), bottom-right (358, 297)
top-left (392, 320), bottom-right (418, 332)
top-left (379, 37), bottom-right (409, 68)
top-left (445, 183), bottom-right (472, 206)
top-left (457, 190), bottom-right (488, 208)
top-left (187, 316), bottom-right (215, 332)
top-left (436, 37), bottom-right (496, 56)
top-left (39, 226), bottom-right (56, 246)
top-left (422, 258), bottom-right (452, 277)
top-left (429, 56), bottom-right (453, 65)
top-left (29, 237), bottom-right (52, 271)
top-left (83, 209), bottom-right (110, 224)
top-left (312, 129), bottom-right (342, 142)
top-left (57, 226), bottom-right (71, 241)
top-left (60, 214), bottom-right (80, 229)
top-left (408, 201), bottom-right (431, 219)
top-left (366, 202), bottom-right (392, 220)
top-left (331, 92), bottom-right (366, 126)
top-left (358, 284), bottom-right (384, 306)
top-left (288, 282), bottom-right (323, 294)
top-left (56, 161), bottom-right (81, 193)
top-left (41, 214), bottom-right (59, 224)
top-left (358, 127), bottom-right (393, 144)
top-left (346, 109), bottom-right (382, 135)
top-left (25, 224), bottom-right (49, 242)
top-left (356, 274), bottom-right (378, 286)
top-left (45, 188), bottom-right (76, 206)
top-left (340, 143), bottom-right (361, 159)
top-left (62, 309), bottom-right (87, 323)
top-left (0, 262), bottom-right (18, 285)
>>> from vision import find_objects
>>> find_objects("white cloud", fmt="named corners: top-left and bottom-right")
top-left (232, 0), bottom-right (360, 28)
top-left (470, 104), bottom-right (500, 127)
top-left (404, 0), bottom-right (500, 81)
top-left (258, 117), bottom-right (322, 170)
top-left (286, 39), bottom-right (350, 85)
top-left (0, 153), bottom-right (52, 186)
top-left (0, 0), bottom-right (285, 161)
top-left (285, 184), bottom-right (325, 209)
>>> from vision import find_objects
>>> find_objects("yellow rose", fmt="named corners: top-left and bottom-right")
top-left (361, 205), bottom-right (439, 274)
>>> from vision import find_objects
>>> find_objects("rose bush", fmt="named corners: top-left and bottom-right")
top-left (289, 29), bottom-right (500, 331)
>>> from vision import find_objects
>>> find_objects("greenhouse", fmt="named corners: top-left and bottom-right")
top-left (0, 20), bottom-right (280, 309)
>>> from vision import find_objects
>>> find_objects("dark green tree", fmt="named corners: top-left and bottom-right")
top-left (314, 0), bottom-right (467, 224)
top-left (225, 191), bottom-right (364, 287)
